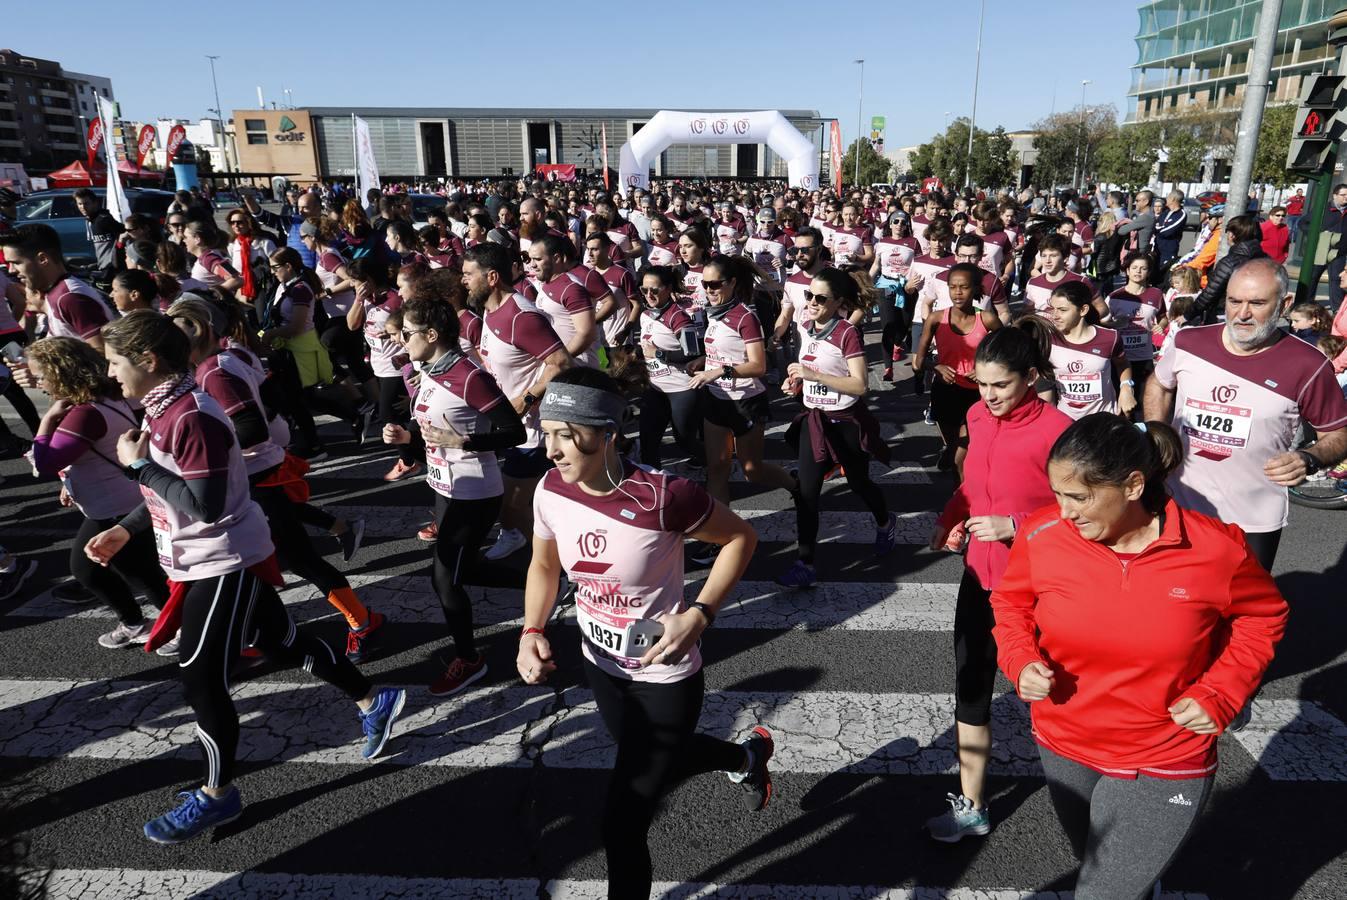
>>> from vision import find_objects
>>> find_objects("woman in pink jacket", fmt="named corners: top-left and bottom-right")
top-left (925, 319), bottom-right (1071, 842)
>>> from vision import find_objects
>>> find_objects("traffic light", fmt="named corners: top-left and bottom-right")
top-left (1287, 74), bottom-right (1346, 175)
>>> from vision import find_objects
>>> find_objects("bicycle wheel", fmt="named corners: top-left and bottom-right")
top-left (1289, 477), bottom-right (1347, 510)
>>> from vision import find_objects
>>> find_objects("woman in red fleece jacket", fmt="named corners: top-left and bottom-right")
top-left (992, 414), bottom-right (1287, 899)
top-left (925, 320), bottom-right (1071, 842)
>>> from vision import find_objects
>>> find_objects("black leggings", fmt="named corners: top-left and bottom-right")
top-left (431, 493), bottom-right (501, 660)
top-left (953, 568), bottom-right (997, 727)
top-left (794, 415), bottom-right (888, 565)
top-left (70, 515), bottom-right (168, 626)
top-left (930, 379), bottom-right (980, 453)
top-left (584, 658), bottom-right (746, 900)
top-left (179, 567), bottom-right (370, 789)
top-left (320, 319), bottom-right (373, 381)
top-left (637, 389), bottom-right (704, 468)
top-left (250, 481), bottom-right (348, 595)
top-left (1244, 529), bottom-right (1282, 573)
top-left (377, 375), bottom-right (417, 465)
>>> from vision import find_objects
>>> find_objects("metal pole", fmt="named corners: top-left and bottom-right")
top-left (965, 0), bottom-right (985, 189)
top-left (1296, 7), bottom-right (1347, 300)
top-left (1071, 80), bottom-right (1090, 191)
top-left (1219, 0), bottom-right (1283, 257)
top-left (854, 59), bottom-right (864, 188)
top-left (206, 55), bottom-right (233, 180)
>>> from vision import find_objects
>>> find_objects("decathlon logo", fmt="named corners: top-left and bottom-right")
top-left (690, 118), bottom-right (707, 135)
top-left (1211, 384), bottom-right (1238, 404)
top-left (734, 118), bottom-right (750, 135)
top-left (577, 531), bottom-right (608, 558)
top-left (712, 118), bottom-right (728, 135)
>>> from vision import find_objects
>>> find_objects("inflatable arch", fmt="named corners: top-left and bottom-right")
top-left (616, 110), bottom-right (820, 195)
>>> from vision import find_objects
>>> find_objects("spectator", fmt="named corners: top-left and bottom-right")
top-left (1183, 214), bottom-right (1266, 325)
top-left (1261, 206), bottom-right (1290, 265)
top-left (1309, 183), bottom-right (1347, 310)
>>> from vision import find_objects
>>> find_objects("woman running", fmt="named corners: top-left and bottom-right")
top-left (1047, 280), bottom-right (1136, 419)
top-left (676, 227), bottom-right (713, 325)
top-left (871, 211), bottom-right (919, 379)
top-left (778, 267), bottom-right (897, 587)
top-left (646, 215), bottom-right (680, 267)
top-left (926, 322), bottom-right (1071, 842)
top-left (516, 366), bottom-right (773, 900)
top-left (913, 263), bottom-right (1003, 470)
top-left (636, 265), bottom-right (705, 470)
top-left (27, 337), bottom-right (169, 650)
top-left (348, 258), bottom-right (419, 482)
top-left (905, 218), bottom-right (956, 402)
top-left (85, 310), bottom-right (405, 844)
top-left (382, 297), bottom-right (525, 695)
top-left (1105, 252), bottom-right (1166, 395)
top-left (690, 254), bottom-right (798, 565)
top-left (993, 414), bottom-right (1287, 899)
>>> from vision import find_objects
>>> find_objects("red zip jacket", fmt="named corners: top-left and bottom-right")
top-left (991, 499), bottom-right (1287, 775)
top-left (937, 393), bottom-right (1071, 590)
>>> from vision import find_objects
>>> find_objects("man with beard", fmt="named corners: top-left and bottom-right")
top-left (770, 226), bottom-right (826, 367)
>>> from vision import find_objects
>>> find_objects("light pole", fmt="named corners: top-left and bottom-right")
top-left (1072, 79), bottom-right (1091, 190)
top-left (206, 55), bottom-right (234, 176)
top-left (965, 0), bottom-right (985, 188)
top-left (854, 59), bottom-right (864, 188)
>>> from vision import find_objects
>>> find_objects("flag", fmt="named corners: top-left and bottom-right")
top-left (86, 118), bottom-right (104, 172)
top-left (353, 115), bottom-right (381, 199)
top-left (96, 94), bottom-right (128, 222)
top-left (135, 125), bottom-right (156, 177)
top-left (164, 124), bottom-right (187, 167)
top-left (829, 121), bottom-right (844, 198)
top-left (601, 122), bottom-right (610, 192)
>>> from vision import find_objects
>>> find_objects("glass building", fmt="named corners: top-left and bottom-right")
top-left (1129, 0), bottom-right (1336, 123)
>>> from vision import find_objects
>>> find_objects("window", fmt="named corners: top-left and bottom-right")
top-left (27, 95), bottom-right (36, 105)
top-left (247, 133), bottom-right (268, 144)
top-left (78, 84), bottom-right (85, 94)
top-left (244, 118), bottom-right (268, 144)
top-left (101, 88), bottom-right (109, 98)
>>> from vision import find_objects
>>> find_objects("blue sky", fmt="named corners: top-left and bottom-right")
top-left (9, 0), bottom-right (1141, 147)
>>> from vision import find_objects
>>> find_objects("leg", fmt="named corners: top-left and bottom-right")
top-left (830, 419), bottom-right (889, 525)
top-left (432, 495), bottom-right (501, 660)
top-left (734, 424), bottom-right (795, 492)
top-left (105, 524), bottom-right (169, 610)
top-left (2, 380), bottom-right (39, 434)
top-left (70, 517), bottom-right (147, 625)
top-left (793, 425), bottom-right (828, 565)
top-left (952, 568), bottom-right (997, 807)
top-left (1037, 742), bottom-right (1102, 862)
top-left (637, 389), bottom-right (673, 469)
top-left (266, 351), bottom-right (322, 450)
top-left (1329, 253), bottom-right (1346, 310)
top-left (665, 389), bottom-right (705, 466)
top-left (702, 419), bottom-right (735, 507)
top-left (1242, 529), bottom-right (1282, 573)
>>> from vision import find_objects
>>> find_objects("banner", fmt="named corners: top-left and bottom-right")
top-left (536, 164), bottom-right (577, 182)
top-left (164, 124), bottom-right (187, 167)
top-left (135, 125), bottom-right (156, 176)
top-left (922, 176), bottom-right (944, 194)
top-left (353, 115), bottom-right (381, 199)
top-left (870, 115), bottom-right (886, 154)
top-left (86, 118), bottom-right (104, 172)
top-left (96, 93), bottom-right (128, 223)
top-left (829, 120), bottom-right (844, 197)
top-left (601, 122), bottom-right (610, 191)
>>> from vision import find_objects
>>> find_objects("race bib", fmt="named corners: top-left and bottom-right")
top-left (141, 486), bottom-right (172, 567)
top-left (803, 375), bottom-right (838, 407)
top-left (1058, 372), bottom-right (1102, 407)
top-left (1122, 328), bottom-right (1152, 355)
top-left (575, 601), bottom-right (661, 660)
top-left (425, 448), bottom-right (451, 495)
top-left (1182, 398), bottom-right (1253, 460)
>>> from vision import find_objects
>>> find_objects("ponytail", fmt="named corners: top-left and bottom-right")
top-left (977, 314), bottom-right (1054, 381)
top-left (1049, 414), bottom-right (1182, 514)
top-left (1052, 280), bottom-right (1099, 326)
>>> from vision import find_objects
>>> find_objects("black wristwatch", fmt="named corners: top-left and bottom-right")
top-left (1298, 450), bottom-right (1321, 476)
top-left (721, 364), bottom-right (735, 380)
top-left (522, 392), bottom-right (538, 408)
top-left (654, 349), bottom-right (667, 362)
top-left (687, 601), bottom-right (716, 626)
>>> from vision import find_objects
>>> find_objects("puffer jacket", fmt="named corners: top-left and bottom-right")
top-left (1187, 237), bottom-right (1266, 323)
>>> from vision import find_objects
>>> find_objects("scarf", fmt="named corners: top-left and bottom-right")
top-left (141, 373), bottom-right (196, 419)
top-left (238, 235), bottom-right (256, 299)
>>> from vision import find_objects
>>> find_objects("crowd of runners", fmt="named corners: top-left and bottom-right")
top-left (1, 173), bottom-right (1345, 899)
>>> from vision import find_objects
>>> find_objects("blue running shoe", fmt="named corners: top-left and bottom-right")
top-left (775, 559), bottom-right (817, 588)
top-left (360, 687), bottom-right (406, 760)
top-left (873, 512), bottom-right (898, 556)
top-left (143, 786), bottom-right (242, 844)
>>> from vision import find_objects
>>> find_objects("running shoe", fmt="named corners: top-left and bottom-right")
top-left (882, 366), bottom-right (894, 382)
top-left (936, 448), bottom-right (956, 471)
top-left (296, 444), bottom-right (329, 464)
top-left (383, 458), bottom-right (422, 482)
top-left (892, 345), bottom-right (906, 362)
top-left (0, 558), bottom-right (37, 602)
top-left (417, 521), bottom-right (439, 542)
top-left (52, 579), bottom-right (94, 604)
top-left (354, 402), bottom-right (377, 445)
top-left (484, 527), bottom-right (526, 561)
top-left (873, 512), bottom-right (898, 557)
top-left (726, 725), bottom-right (774, 811)
top-left (98, 621), bottom-right (151, 649)
top-left (339, 518), bottom-right (366, 563)
top-left (926, 793), bottom-right (991, 842)
top-left (688, 541), bottom-right (721, 567)
top-left (143, 786), bottom-right (242, 844)
top-left (429, 653), bottom-right (488, 696)
top-left (775, 560), bottom-right (817, 589)
top-left (360, 687), bottom-right (407, 760)
top-left (923, 406), bottom-right (936, 426)
top-left (346, 611), bottom-right (386, 664)
top-left (156, 633), bottom-right (182, 658)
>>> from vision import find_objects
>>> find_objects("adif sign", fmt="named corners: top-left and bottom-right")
top-left (617, 110), bottom-right (819, 195)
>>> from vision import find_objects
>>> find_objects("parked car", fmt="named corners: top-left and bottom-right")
top-left (1183, 198), bottom-right (1203, 230)
top-left (1196, 190), bottom-right (1226, 210)
top-left (14, 188), bottom-right (176, 266)
top-left (407, 192), bottom-right (447, 227)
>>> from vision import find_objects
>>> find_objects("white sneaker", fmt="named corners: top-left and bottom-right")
top-left (98, 621), bottom-right (151, 649)
top-left (156, 632), bottom-right (181, 657)
top-left (484, 528), bottom-right (526, 561)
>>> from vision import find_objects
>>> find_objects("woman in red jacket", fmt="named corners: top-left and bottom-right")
top-left (926, 320), bottom-right (1071, 842)
top-left (992, 413), bottom-right (1287, 899)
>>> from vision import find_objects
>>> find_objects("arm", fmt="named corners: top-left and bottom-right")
top-left (346, 294), bottom-right (368, 332)
top-left (989, 531), bottom-right (1047, 693)
top-left (461, 401), bottom-right (527, 452)
top-left (911, 314), bottom-right (939, 374)
top-left (771, 301), bottom-right (794, 343)
top-left (1143, 375), bottom-right (1176, 422)
top-left (266, 296), bottom-right (312, 341)
top-left (566, 307), bottom-right (598, 358)
top-left (1116, 358), bottom-right (1137, 417)
top-left (515, 345), bottom-right (575, 412)
top-left (135, 464), bottom-right (230, 522)
top-left (517, 534), bottom-right (563, 684)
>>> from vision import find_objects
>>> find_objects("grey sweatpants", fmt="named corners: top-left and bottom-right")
top-left (1039, 744), bottom-right (1214, 900)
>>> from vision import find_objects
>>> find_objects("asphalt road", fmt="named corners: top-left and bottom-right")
top-left (0, 320), bottom-right (1344, 900)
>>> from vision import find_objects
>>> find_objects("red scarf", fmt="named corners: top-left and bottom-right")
top-left (238, 235), bottom-right (256, 299)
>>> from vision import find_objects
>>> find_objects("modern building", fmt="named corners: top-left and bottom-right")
top-left (0, 48), bottom-right (93, 173)
top-left (1129, 0), bottom-right (1335, 123)
top-left (65, 70), bottom-right (116, 135)
top-left (232, 107), bottom-right (827, 183)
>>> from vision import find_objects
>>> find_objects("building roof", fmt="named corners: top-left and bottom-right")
top-left (303, 106), bottom-right (823, 120)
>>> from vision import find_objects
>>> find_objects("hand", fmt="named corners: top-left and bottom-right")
top-left (786, 362), bottom-right (805, 381)
top-left (58, 485), bottom-right (73, 508)
top-left (115, 429), bottom-right (149, 467)
top-left (517, 632), bottom-right (557, 685)
top-left (771, 256), bottom-right (784, 270)
top-left (1118, 385), bottom-right (1137, 418)
top-left (783, 374), bottom-right (802, 396)
top-left (1168, 697), bottom-right (1218, 735)
top-left (382, 423), bottom-right (410, 445)
top-left (422, 422), bottom-right (465, 449)
top-left (511, 393), bottom-right (533, 415)
top-left (934, 364), bottom-right (958, 385)
top-left (9, 361), bottom-right (35, 389)
top-left (905, 270), bottom-right (925, 292)
top-left (966, 515), bottom-right (1015, 543)
top-left (40, 397), bottom-right (73, 430)
top-left (687, 368), bottom-right (721, 389)
top-left (642, 341), bottom-right (656, 359)
top-left (1172, 314), bottom-right (1187, 328)
top-left (1264, 451), bottom-right (1309, 487)
top-left (85, 525), bottom-right (131, 567)
top-left (930, 520), bottom-right (966, 552)
top-left (639, 609), bottom-right (707, 668)
top-left (1018, 661), bottom-right (1056, 701)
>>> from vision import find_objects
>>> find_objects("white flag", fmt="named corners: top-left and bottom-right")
top-left (97, 93), bottom-right (129, 223)
top-left (353, 115), bottom-right (381, 198)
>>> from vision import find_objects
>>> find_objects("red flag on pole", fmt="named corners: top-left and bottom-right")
top-left (164, 124), bottom-right (187, 168)
top-left (601, 122), bottom-right (610, 192)
top-left (86, 118), bottom-right (105, 172)
top-left (135, 125), bottom-right (156, 178)
top-left (829, 121), bottom-right (844, 198)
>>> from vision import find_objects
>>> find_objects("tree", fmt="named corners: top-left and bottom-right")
top-left (1029, 105), bottom-right (1119, 189)
top-left (906, 142), bottom-right (935, 180)
top-left (971, 126), bottom-right (1015, 190)
top-left (1161, 124), bottom-right (1206, 185)
top-left (1094, 121), bottom-right (1162, 189)
top-left (1251, 103), bottom-right (1297, 192)
top-left (840, 138), bottom-right (893, 187)
top-left (907, 119), bottom-right (1019, 189)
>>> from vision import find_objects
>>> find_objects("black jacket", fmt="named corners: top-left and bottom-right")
top-left (1189, 237), bottom-right (1266, 323)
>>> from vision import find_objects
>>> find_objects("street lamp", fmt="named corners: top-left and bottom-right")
top-left (965, 0), bottom-right (985, 188)
top-left (854, 59), bottom-right (864, 188)
top-left (1073, 79), bottom-right (1091, 190)
top-left (205, 55), bottom-right (234, 176)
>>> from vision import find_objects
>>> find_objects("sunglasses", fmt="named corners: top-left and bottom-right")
top-left (802, 289), bottom-right (834, 303)
top-left (229, 219), bottom-right (246, 226)
top-left (639, 286), bottom-right (663, 296)
top-left (400, 327), bottom-right (427, 340)
top-left (701, 279), bottom-right (726, 291)
top-left (168, 221), bottom-right (186, 229)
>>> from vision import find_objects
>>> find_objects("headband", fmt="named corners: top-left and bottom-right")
top-left (538, 382), bottom-right (626, 428)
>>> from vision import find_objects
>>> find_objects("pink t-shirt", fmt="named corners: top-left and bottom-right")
top-left (979, 231), bottom-right (1011, 274)
top-left (316, 250), bottom-right (356, 317)
top-left (533, 461), bottom-right (714, 683)
top-left (875, 237), bottom-right (919, 280)
top-left (912, 215), bottom-right (932, 253)
top-left (46, 277), bottom-right (115, 340)
top-left (1024, 271), bottom-right (1091, 315)
top-left (1154, 324), bottom-right (1347, 532)
top-left (681, 264), bottom-right (708, 323)
top-left (190, 250), bottom-right (236, 289)
top-left (458, 308), bottom-right (483, 358)
top-left (715, 220), bottom-right (745, 256)
top-left (703, 302), bottom-right (765, 401)
top-left (647, 241), bottom-right (679, 266)
top-left (798, 317), bottom-right (865, 411)
top-left (196, 352), bottom-right (286, 477)
top-left (534, 272), bottom-right (598, 367)
top-left (783, 270), bottom-right (816, 327)
top-left (363, 289), bottom-right (405, 378)
top-left (479, 293), bottom-right (565, 449)
top-left (413, 354), bottom-right (508, 500)
top-left (828, 224), bottom-right (873, 266)
top-left (1050, 327), bottom-right (1126, 418)
top-left (55, 399), bottom-right (142, 519)
top-left (744, 229), bottom-right (793, 283)
top-left (912, 254), bottom-right (956, 322)
top-left (1107, 286), bottom-right (1166, 363)
top-left (640, 301), bottom-right (698, 393)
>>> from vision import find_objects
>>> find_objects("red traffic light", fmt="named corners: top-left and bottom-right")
top-left (1300, 109), bottom-right (1326, 137)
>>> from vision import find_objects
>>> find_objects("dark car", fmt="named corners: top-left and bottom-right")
top-left (14, 188), bottom-right (176, 266)
top-left (407, 192), bottom-right (447, 227)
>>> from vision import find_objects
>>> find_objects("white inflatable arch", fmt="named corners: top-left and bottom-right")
top-left (617, 110), bottom-right (819, 195)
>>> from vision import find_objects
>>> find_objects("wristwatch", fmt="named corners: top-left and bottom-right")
top-left (1297, 450), bottom-right (1321, 476)
top-left (721, 364), bottom-right (735, 380)
top-left (522, 392), bottom-right (538, 408)
top-left (1121, 379), bottom-right (1136, 387)
top-left (687, 602), bottom-right (716, 626)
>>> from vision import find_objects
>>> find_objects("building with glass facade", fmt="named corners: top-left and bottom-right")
top-left (1129, 0), bottom-right (1336, 123)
